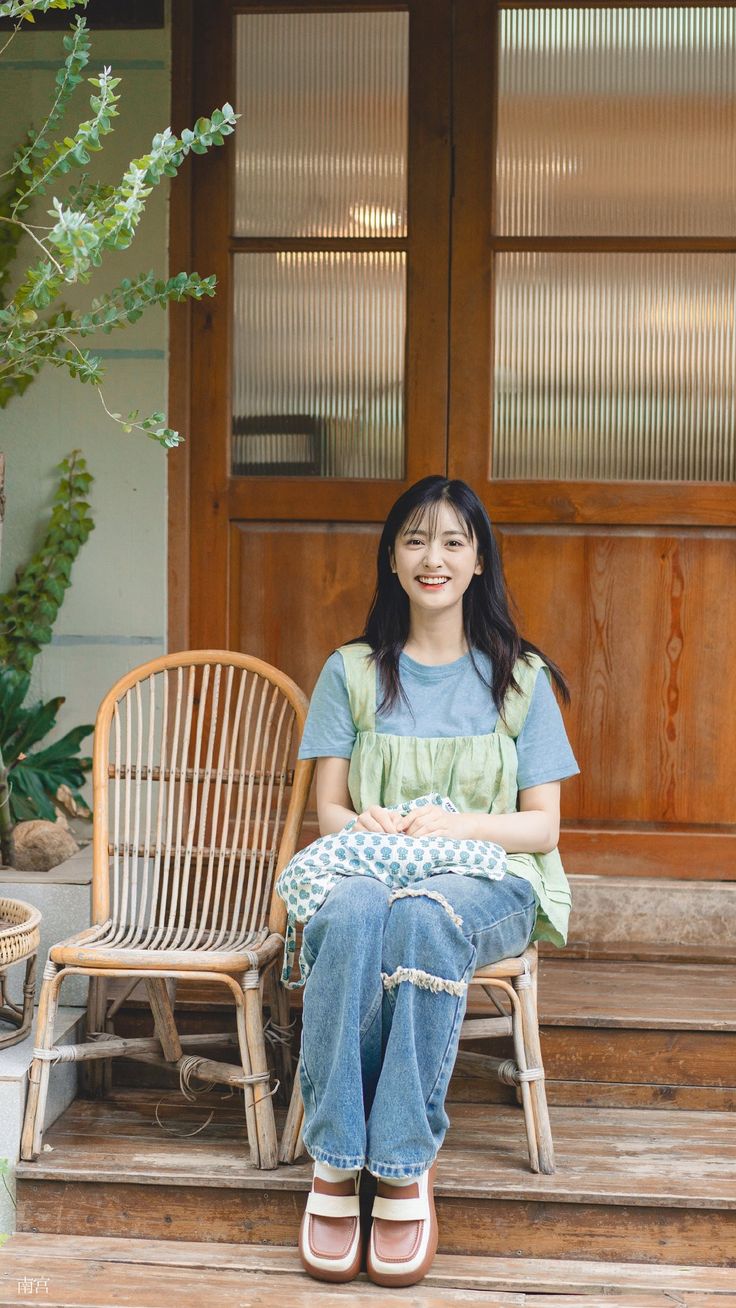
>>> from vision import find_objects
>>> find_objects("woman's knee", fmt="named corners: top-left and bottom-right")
top-left (381, 888), bottom-right (467, 974)
top-left (303, 876), bottom-right (390, 956)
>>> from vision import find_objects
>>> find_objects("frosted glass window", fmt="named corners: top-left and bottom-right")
top-left (496, 7), bottom-right (736, 236)
top-left (493, 253), bottom-right (736, 481)
top-left (232, 253), bottom-right (406, 480)
top-left (234, 12), bottom-right (408, 238)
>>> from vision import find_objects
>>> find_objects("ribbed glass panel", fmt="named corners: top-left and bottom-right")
top-left (493, 253), bottom-right (736, 481)
top-left (232, 253), bottom-right (406, 479)
top-left (234, 12), bottom-right (408, 238)
top-left (496, 7), bottom-right (736, 236)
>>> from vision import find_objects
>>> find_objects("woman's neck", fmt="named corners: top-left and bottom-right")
top-left (402, 609), bottom-right (469, 666)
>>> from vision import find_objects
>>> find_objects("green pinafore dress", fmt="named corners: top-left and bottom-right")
top-left (340, 642), bottom-right (572, 948)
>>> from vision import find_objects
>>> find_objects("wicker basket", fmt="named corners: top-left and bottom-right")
top-left (0, 897), bottom-right (41, 1050)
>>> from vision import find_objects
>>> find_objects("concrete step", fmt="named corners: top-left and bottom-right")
top-left (562, 873), bottom-right (736, 957)
top-left (0, 1006), bottom-right (85, 1237)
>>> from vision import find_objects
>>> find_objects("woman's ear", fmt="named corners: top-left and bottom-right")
top-left (389, 548), bottom-right (397, 574)
top-left (474, 554), bottom-right (484, 575)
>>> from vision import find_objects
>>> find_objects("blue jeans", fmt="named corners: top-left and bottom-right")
top-left (299, 871), bottom-right (537, 1179)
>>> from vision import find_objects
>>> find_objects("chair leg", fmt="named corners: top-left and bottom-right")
top-left (279, 1056), bottom-right (306, 1165)
top-left (517, 974), bottom-right (555, 1175)
top-left (264, 966), bottom-right (294, 1103)
top-left (243, 980), bottom-right (279, 1169)
top-left (146, 978), bottom-right (183, 1061)
top-left (80, 975), bottom-right (112, 1097)
top-left (20, 961), bottom-right (63, 1162)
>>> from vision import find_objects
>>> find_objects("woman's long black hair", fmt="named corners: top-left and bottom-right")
top-left (347, 475), bottom-right (570, 720)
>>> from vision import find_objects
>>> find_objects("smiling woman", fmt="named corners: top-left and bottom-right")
top-left (390, 504), bottom-right (482, 628)
top-left (288, 473), bottom-right (579, 1289)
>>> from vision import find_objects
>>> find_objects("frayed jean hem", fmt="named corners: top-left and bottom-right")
top-left (366, 1156), bottom-right (436, 1180)
top-left (305, 1141), bottom-right (366, 1171)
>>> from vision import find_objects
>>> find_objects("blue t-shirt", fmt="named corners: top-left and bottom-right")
top-left (298, 647), bottom-right (579, 791)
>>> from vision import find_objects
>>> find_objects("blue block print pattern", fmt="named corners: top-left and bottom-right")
top-left (276, 792), bottom-right (507, 988)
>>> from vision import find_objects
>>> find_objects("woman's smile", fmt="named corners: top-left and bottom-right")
top-left (415, 574), bottom-right (451, 589)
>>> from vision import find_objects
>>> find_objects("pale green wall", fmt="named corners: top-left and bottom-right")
top-left (0, 7), bottom-right (174, 802)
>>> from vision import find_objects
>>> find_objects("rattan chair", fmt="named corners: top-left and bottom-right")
top-left (279, 940), bottom-right (554, 1175)
top-left (20, 651), bottom-right (315, 1170)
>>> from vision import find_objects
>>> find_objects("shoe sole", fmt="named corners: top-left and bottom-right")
top-left (365, 1160), bottom-right (439, 1288)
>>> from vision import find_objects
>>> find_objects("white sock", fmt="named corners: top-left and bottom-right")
top-left (381, 1173), bottom-right (421, 1187)
top-left (313, 1159), bottom-right (359, 1184)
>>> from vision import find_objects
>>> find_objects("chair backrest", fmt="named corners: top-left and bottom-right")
top-left (91, 651), bottom-right (314, 951)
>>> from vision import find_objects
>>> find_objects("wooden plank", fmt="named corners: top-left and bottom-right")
top-left (537, 1028), bottom-right (736, 1090)
top-left (449, 1076), bottom-right (736, 1113)
top-left (560, 825), bottom-right (736, 879)
top-left (16, 1095), bottom-right (736, 1210)
top-left (434, 1196), bottom-right (736, 1266)
top-left (542, 942), bottom-right (736, 966)
top-left (484, 481), bottom-right (736, 527)
top-left (0, 1256), bottom-right (529, 1307)
top-left (7, 1234), bottom-right (736, 1297)
top-left (15, 1180), bottom-right (736, 1267)
top-left (534, 961), bottom-right (736, 1031)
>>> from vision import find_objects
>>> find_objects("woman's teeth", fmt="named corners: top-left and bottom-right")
top-left (417, 576), bottom-right (449, 586)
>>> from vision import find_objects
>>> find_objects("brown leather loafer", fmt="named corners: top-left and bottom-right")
top-left (366, 1160), bottom-right (438, 1287)
top-left (298, 1171), bottom-right (363, 1283)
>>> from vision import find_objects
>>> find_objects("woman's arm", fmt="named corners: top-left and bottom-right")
top-left (397, 782), bottom-right (561, 853)
top-left (315, 757), bottom-right (357, 835)
top-left (315, 757), bottom-right (404, 836)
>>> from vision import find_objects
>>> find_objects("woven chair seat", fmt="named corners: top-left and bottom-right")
top-left (49, 920), bottom-right (275, 972)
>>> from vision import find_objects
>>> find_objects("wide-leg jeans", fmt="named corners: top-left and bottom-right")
top-left (299, 871), bottom-right (537, 1179)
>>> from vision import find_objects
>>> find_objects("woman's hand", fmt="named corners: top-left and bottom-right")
top-left (396, 806), bottom-right (477, 840)
top-left (352, 804), bottom-right (405, 834)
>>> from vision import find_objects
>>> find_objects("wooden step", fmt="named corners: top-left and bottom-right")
top-left (14, 1090), bottom-right (736, 1267)
top-left (109, 956), bottom-right (736, 1110)
top-left (2, 1234), bottom-right (736, 1306)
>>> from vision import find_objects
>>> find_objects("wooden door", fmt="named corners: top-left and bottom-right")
top-left (184, 0), bottom-right (451, 705)
top-left (448, 1), bottom-right (736, 877)
top-left (175, 1), bottom-right (736, 873)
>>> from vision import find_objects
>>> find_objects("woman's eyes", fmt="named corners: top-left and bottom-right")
top-left (406, 538), bottom-right (463, 547)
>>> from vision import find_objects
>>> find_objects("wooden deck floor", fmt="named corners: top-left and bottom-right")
top-left (13, 1087), bottom-right (736, 1270)
top-left (2, 1232), bottom-right (735, 1306)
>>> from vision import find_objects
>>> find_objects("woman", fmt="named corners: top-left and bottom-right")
top-left (285, 475), bottom-right (579, 1286)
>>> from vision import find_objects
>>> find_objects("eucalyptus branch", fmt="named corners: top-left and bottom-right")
top-left (0, 0), bottom-right (239, 442)
top-left (0, 16), bottom-right (23, 59)
top-left (0, 0), bottom-right (87, 14)
top-left (0, 212), bottom-right (64, 274)
top-left (0, 0), bottom-right (87, 64)
top-left (0, 15), bottom-right (91, 184)
top-left (11, 64), bottom-right (119, 219)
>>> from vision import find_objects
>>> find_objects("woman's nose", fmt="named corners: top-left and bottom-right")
top-left (423, 543), bottom-right (444, 567)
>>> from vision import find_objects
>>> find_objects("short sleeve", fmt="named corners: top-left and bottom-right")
top-left (516, 669), bottom-right (580, 790)
top-left (297, 650), bottom-right (358, 760)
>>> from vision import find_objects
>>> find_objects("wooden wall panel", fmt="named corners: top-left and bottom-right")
top-left (497, 526), bottom-right (736, 828)
top-left (229, 521), bottom-right (381, 697)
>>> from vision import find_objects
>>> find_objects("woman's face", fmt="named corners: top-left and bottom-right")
top-left (389, 501), bottom-right (483, 610)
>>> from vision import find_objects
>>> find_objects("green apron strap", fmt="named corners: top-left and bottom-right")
top-left (339, 641), bottom-right (376, 732)
top-left (494, 652), bottom-right (549, 739)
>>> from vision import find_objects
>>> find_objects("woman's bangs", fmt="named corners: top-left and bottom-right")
top-left (399, 492), bottom-right (474, 544)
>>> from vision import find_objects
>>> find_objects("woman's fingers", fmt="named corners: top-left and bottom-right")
top-left (354, 806), bottom-right (394, 833)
